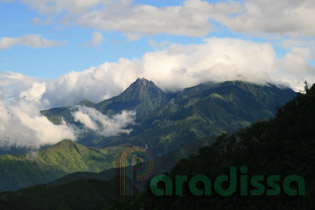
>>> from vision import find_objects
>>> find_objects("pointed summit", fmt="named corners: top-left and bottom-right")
top-left (123, 78), bottom-right (163, 99)
top-left (134, 77), bottom-right (151, 85)
top-left (95, 78), bottom-right (169, 117)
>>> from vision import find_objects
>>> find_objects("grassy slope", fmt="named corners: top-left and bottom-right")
top-left (0, 140), bottom-right (126, 191)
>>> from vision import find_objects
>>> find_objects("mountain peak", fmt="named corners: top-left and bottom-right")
top-left (93, 78), bottom-right (169, 117)
top-left (46, 139), bottom-right (81, 151)
top-left (131, 77), bottom-right (156, 89)
top-left (122, 78), bottom-right (164, 100)
top-left (135, 77), bottom-right (150, 83)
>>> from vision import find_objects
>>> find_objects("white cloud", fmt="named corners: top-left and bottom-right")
top-left (218, 0), bottom-right (315, 37)
top-left (148, 40), bottom-right (169, 49)
top-left (22, 0), bottom-right (105, 14)
top-left (20, 82), bottom-right (47, 104)
top-left (73, 106), bottom-right (135, 137)
top-left (3, 37), bottom-right (313, 107)
top-left (0, 72), bottom-right (76, 148)
top-left (20, 0), bottom-right (315, 38)
top-left (0, 34), bottom-right (63, 50)
top-left (21, 0), bottom-right (241, 37)
top-left (74, 0), bottom-right (241, 37)
top-left (0, 94), bottom-right (75, 148)
top-left (84, 31), bottom-right (103, 48)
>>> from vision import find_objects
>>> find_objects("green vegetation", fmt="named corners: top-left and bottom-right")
top-left (0, 140), bottom-right (126, 191)
top-left (48, 136), bottom-right (216, 191)
top-left (0, 137), bottom-right (216, 209)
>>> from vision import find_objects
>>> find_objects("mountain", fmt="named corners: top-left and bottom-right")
top-left (0, 79), bottom-right (295, 191)
top-left (107, 84), bottom-right (315, 210)
top-left (98, 80), bottom-right (296, 155)
top-left (91, 78), bottom-right (170, 118)
top-left (0, 140), bottom-right (126, 191)
top-left (41, 78), bottom-right (169, 124)
top-left (42, 79), bottom-right (296, 156)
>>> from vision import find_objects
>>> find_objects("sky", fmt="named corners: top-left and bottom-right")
top-left (0, 0), bottom-right (315, 148)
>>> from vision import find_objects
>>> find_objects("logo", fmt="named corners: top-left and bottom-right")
top-left (120, 146), bottom-right (155, 196)
top-left (150, 166), bottom-right (305, 197)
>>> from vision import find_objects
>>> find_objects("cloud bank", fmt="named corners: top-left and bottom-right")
top-left (2, 37), bottom-right (314, 107)
top-left (41, 37), bottom-right (314, 107)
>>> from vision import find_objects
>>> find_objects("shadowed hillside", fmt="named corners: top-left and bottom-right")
top-left (106, 84), bottom-right (315, 210)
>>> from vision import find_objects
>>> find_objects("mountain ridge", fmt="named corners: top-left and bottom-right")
top-left (41, 79), bottom-right (296, 156)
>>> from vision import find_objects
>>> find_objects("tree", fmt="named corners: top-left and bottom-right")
top-left (304, 80), bottom-right (309, 93)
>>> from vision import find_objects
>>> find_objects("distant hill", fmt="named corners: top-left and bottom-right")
top-left (0, 134), bottom-right (214, 192)
top-left (49, 135), bottom-right (216, 189)
top-left (0, 140), bottom-right (126, 191)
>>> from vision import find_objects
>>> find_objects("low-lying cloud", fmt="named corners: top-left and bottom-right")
top-left (0, 91), bottom-right (75, 148)
top-left (73, 106), bottom-right (135, 137)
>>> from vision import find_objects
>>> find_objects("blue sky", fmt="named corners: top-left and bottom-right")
top-left (2, 0), bottom-right (311, 79)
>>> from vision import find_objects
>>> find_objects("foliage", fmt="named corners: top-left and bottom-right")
top-left (0, 140), bottom-right (126, 191)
